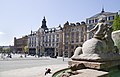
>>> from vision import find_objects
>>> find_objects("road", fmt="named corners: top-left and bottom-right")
top-left (0, 57), bottom-right (69, 72)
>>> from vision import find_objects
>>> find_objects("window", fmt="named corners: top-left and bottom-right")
top-left (76, 39), bottom-right (79, 43)
top-left (92, 20), bottom-right (94, 23)
top-left (76, 32), bottom-right (79, 37)
top-left (71, 45), bottom-right (74, 49)
top-left (65, 40), bottom-right (68, 44)
top-left (53, 35), bottom-right (55, 38)
top-left (81, 31), bottom-right (84, 37)
top-left (57, 34), bottom-right (59, 37)
top-left (109, 16), bottom-right (114, 20)
top-left (71, 40), bottom-right (74, 43)
top-left (95, 19), bottom-right (98, 23)
top-left (49, 35), bottom-right (51, 38)
top-left (71, 28), bottom-right (74, 31)
top-left (89, 20), bottom-right (91, 24)
top-left (52, 44), bottom-right (54, 47)
top-left (52, 39), bottom-right (55, 42)
top-left (46, 36), bottom-right (48, 40)
top-left (71, 32), bottom-right (74, 37)
top-left (56, 38), bottom-right (59, 42)
top-left (45, 40), bottom-right (48, 43)
top-left (65, 46), bottom-right (68, 49)
top-left (86, 19), bottom-right (88, 24)
top-left (81, 38), bottom-right (83, 42)
top-left (49, 39), bottom-right (51, 42)
top-left (65, 33), bottom-right (69, 38)
top-left (64, 51), bottom-right (68, 57)
top-left (105, 17), bottom-right (107, 21)
top-left (56, 43), bottom-right (59, 46)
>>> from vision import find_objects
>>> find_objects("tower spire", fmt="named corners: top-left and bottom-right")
top-left (31, 30), bottom-right (32, 34)
top-left (101, 5), bottom-right (105, 13)
top-left (44, 16), bottom-right (45, 19)
top-left (41, 16), bottom-right (48, 30)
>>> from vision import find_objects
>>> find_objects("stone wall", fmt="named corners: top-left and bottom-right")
top-left (112, 30), bottom-right (120, 52)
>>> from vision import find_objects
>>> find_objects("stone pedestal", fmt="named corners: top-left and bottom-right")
top-left (70, 69), bottom-right (109, 77)
top-left (68, 60), bottom-right (120, 70)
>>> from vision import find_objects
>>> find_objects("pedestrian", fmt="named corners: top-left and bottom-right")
top-left (45, 68), bottom-right (51, 75)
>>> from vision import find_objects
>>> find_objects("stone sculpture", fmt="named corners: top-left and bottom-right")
top-left (71, 15), bottom-right (120, 61)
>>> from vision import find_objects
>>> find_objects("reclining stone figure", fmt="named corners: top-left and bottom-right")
top-left (71, 15), bottom-right (120, 61)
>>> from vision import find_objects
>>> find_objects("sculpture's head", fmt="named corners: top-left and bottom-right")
top-left (98, 15), bottom-right (106, 23)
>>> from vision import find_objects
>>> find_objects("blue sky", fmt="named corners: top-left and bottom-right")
top-left (0, 0), bottom-right (120, 46)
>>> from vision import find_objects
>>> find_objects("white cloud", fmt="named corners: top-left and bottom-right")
top-left (0, 32), bottom-right (5, 35)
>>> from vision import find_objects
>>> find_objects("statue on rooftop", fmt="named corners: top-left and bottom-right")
top-left (64, 21), bottom-right (69, 25)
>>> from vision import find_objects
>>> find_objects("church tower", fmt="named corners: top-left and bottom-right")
top-left (41, 16), bottom-right (48, 30)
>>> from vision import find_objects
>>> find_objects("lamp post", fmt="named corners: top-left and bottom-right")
top-left (63, 50), bottom-right (64, 61)
top-left (63, 32), bottom-right (65, 61)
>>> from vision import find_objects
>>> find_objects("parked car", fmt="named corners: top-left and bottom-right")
top-left (50, 55), bottom-right (57, 58)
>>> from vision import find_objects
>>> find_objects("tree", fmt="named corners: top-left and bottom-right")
top-left (41, 47), bottom-right (44, 56)
top-left (113, 14), bottom-right (120, 31)
top-left (0, 47), bottom-right (3, 53)
top-left (24, 46), bottom-right (28, 53)
top-left (36, 46), bottom-right (38, 56)
top-left (3, 47), bottom-right (10, 53)
top-left (24, 46), bottom-right (28, 57)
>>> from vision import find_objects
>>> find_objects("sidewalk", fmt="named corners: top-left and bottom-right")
top-left (0, 54), bottom-right (50, 61)
top-left (0, 64), bottom-right (68, 77)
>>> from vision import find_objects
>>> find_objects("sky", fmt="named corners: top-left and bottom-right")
top-left (0, 0), bottom-right (120, 46)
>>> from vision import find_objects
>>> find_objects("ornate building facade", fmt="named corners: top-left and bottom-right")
top-left (37, 17), bottom-right (63, 57)
top-left (63, 21), bottom-right (87, 58)
top-left (39, 26), bottom-right (63, 57)
top-left (27, 31), bottom-right (38, 55)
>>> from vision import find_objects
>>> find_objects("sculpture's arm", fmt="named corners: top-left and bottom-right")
top-left (89, 24), bottom-right (98, 32)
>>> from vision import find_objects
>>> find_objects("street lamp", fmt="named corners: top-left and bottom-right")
top-left (63, 51), bottom-right (64, 61)
top-left (63, 30), bottom-right (65, 61)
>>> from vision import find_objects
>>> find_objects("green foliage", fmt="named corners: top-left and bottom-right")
top-left (113, 14), bottom-right (120, 31)
top-left (36, 46), bottom-right (38, 55)
top-left (0, 47), bottom-right (3, 53)
top-left (3, 48), bottom-right (10, 53)
top-left (42, 47), bottom-right (44, 55)
top-left (24, 46), bottom-right (28, 53)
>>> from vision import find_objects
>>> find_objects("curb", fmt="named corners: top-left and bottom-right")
top-left (0, 57), bottom-right (50, 61)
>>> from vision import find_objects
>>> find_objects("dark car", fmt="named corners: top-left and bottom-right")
top-left (50, 55), bottom-right (57, 58)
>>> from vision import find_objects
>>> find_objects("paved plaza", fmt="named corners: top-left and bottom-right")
top-left (0, 64), bottom-right (68, 77)
top-left (0, 54), bottom-right (70, 77)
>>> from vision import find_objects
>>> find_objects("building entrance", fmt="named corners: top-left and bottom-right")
top-left (45, 48), bottom-right (55, 56)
